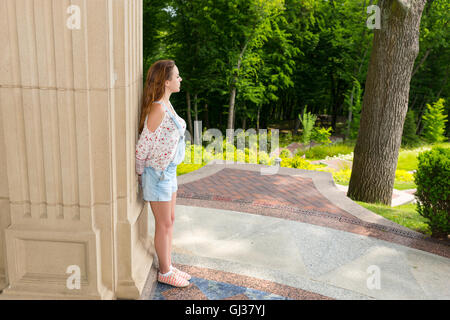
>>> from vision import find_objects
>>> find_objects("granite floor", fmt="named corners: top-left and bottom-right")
top-left (142, 264), bottom-right (333, 300)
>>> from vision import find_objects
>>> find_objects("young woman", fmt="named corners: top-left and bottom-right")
top-left (135, 60), bottom-right (191, 288)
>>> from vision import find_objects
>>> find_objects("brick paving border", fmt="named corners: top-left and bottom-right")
top-left (140, 261), bottom-right (334, 300)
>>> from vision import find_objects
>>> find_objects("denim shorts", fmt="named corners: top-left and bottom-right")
top-left (142, 162), bottom-right (178, 202)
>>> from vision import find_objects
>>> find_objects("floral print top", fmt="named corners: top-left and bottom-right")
top-left (135, 103), bottom-right (186, 175)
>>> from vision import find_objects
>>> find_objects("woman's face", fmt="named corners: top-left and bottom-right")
top-left (165, 65), bottom-right (182, 93)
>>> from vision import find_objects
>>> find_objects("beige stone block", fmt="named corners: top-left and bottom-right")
top-left (34, 0), bottom-right (57, 88)
top-left (39, 90), bottom-right (64, 210)
top-left (52, 0), bottom-right (77, 90)
top-left (111, 0), bottom-right (126, 88)
top-left (112, 87), bottom-right (127, 198)
top-left (0, 0), bottom-right (150, 300)
top-left (72, 90), bottom-right (93, 208)
top-left (0, 110), bottom-right (9, 198)
top-left (14, 0), bottom-right (39, 88)
top-left (3, 226), bottom-right (105, 299)
top-left (0, 88), bottom-right (30, 208)
top-left (0, 199), bottom-right (11, 291)
top-left (89, 90), bottom-right (112, 204)
top-left (68, 0), bottom-right (88, 90)
top-left (21, 88), bottom-right (46, 211)
top-left (85, 0), bottom-right (109, 89)
top-left (0, 0), bottom-right (15, 86)
top-left (56, 89), bottom-right (80, 212)
top-left (91, 203), bottom-right (114, 296)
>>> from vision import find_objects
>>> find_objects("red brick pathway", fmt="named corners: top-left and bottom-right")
top-left (178, 168), bottom-right (355, 220)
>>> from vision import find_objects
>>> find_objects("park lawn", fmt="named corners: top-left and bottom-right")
top-left (357, 202), bottom-right (431, 235)
top-left (393, 181), bottom-right (416, 190)
top-left (397, 150), bottom-right (420, 171)
top-left (296, 143), bottom-right (355, 160)
top-left (177, 163), bottom-right (206, 176)
top-left (396, 142), bottom-right (449, 171)
top-left (333, 181), bottom-right (417, 190)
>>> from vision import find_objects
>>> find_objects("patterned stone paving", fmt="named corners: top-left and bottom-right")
top-left (178, 168), bottom-right (354, 219)
top-left (144, 264), bottom-right (333, 300)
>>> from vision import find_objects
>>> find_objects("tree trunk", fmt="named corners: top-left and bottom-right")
top-left (436, 66), bottom-right (449, 99)
top-left (228, 41), bottom-right (249, 132)
top-left (411, 48), bottom-right (431, 78)
top-left (348, 0), bottom-right (427, 205)
top-left (194, 93), bottom-right (200, 143)
top-left (256, 106), bottom-right (261, 131)
top-left (194, 93), bottom-right (199, 122)
top-left (293, 118), bottom-right (301, 136)
top-left (346, 87), bottom-right (355, 139)
top-left (416, 99), bottom-right (427, 135)
top-left (204, 103), bottom-right (210, 129)
top-left (186, 91), bottom-right (193, 144)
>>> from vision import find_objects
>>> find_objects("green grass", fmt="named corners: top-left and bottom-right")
top-left (357, 202), bottom-right (431, 235)
top-left (296, 143), bottom-right (355, 160)
top-left (393, 181), bottom-right (416, 190)
top-left (397, 150), bottom-right (420, 171)
top-left (177, 163), bottom-right (206, 176)
top-left (397, 142), bottom-right (450, 171)
top-left (334, 180), bottom-right (417, 190)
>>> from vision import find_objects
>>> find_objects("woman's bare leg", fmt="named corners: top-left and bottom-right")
top-left (168, 191), bottom-right (177, 268)
top-left (149, 200), bottom-right (173, 274)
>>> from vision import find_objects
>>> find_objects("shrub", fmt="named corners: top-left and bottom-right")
top-left (279, 155), bottom-right (322, 170)
top-left (395, 170), bottom-right (414, 182)
top-left (401, 109), bottom-right (421, 147)
top-left (414, 147), bottom-right (450, 238)
top-left (280, 149), bottom-right (292, 158)
top-left (311, 126), bottom-right (332, 145)
top-left (332, 168), bottom-right (352, 185)
top-left (298, 106), bottom-right (317, 145)
top-left (297, 143), bottom-right (354, 160)
top-left (421, 98), bottom-right (448, 143)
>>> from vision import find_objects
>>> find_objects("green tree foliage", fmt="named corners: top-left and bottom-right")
top-left (298, 106), bottom-right (317, 145)
top-left (401, 109), bottom-right (421, 147)
top-left (422, 98), bottom-right (448, 143)
top-left (344, 78), bottom-right (362, 140)
top-left (311, 126), bottom-right (332, 145)
top-left (410, 0), bottom-right (450, 135)
top-left (142, 0), bottom-right (447, 139)
top-left (143, 0), bottom-right (172, 73)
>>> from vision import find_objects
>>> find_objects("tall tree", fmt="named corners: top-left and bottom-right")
top-left (220, 0), bottom-right (285, 131)
top-left (348, 0), bottom-right (428, 205)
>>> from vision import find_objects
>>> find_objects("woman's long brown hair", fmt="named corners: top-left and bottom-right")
top-left (138, 60), bottom-right (175, 134)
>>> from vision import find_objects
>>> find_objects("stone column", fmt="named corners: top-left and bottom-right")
top-left (0, 0), bottom-right (152, 299)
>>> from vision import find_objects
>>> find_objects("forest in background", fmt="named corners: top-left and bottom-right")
top-left (142, 0), bottom-right (449, 140)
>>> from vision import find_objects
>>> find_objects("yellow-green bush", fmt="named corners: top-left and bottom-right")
top-left (332, 168), bottom-right (352, 185)
top-left (395, 170), bottom-right (414, 182)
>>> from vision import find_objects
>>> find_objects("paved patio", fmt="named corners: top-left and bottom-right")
top-left (140, 161), bottom-right (450, 300)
